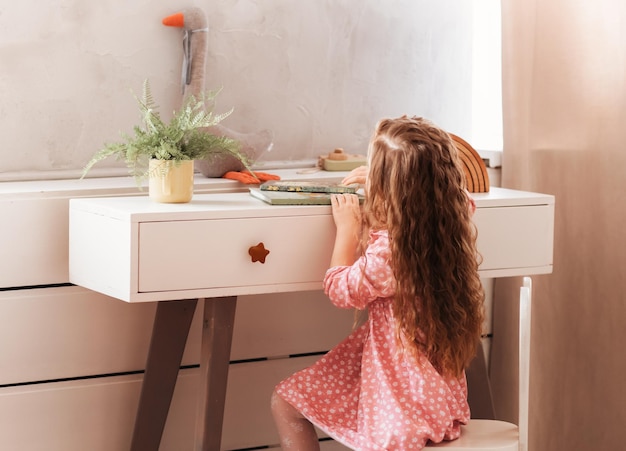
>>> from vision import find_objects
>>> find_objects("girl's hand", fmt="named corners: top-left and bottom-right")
top-left (330, 193), bottom-right (361, 232)
top-left (341, 166), bottom-right (368, 186)
top-left (329, 194), bottom-right (361, 267)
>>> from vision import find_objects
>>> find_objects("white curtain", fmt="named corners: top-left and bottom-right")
top-left (490, 0), bottom-right (626, 449)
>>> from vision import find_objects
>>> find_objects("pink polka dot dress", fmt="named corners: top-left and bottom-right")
top-left (275, 230), bottom-right (470, 450)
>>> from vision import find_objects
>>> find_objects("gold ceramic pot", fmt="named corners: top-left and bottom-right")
top-left (148, 159), bottom-right (195, 203)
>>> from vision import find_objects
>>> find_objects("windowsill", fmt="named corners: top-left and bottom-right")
top-left (0, 160), bottom-right (343, 199)
top-left (0, 155), bottom-right (503, 198)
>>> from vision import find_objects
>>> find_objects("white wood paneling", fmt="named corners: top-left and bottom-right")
top-left (0, 373), bottom-right (149, 451)
top-left (0, 356), bottom-right (345, 451)
top-left (0, 286), bottom-right (355, 384)
top-left (0, 370), bottom-right (200, 451)
top-left (0, 197), bottom-right (70, 287)
top-left (0, 285), bottom-right (356, 449)
top-left (230, 291), bottom-right (357, 361)
top-left (222, 356), bottom-right (320, 450)
top-left (0, 286), bottom-right (161, 384)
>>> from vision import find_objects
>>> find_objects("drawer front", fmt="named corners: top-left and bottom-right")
top-left (138, 215), bottom-right (335, 293)
top-left (474, 204), bottom-right (553, 272)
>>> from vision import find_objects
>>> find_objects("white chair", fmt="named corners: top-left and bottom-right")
top-left (427, 276), bottom-right (532, 451)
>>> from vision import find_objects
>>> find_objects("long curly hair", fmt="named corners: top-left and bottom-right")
top-left (363, 116), bottom-right (484, 378)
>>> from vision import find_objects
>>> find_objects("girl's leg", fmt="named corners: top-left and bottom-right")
top-left (271, 390), bottom-right (320, 451)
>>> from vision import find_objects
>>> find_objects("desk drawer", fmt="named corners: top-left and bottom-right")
top-left (70, 189), bottom-right (553, 301)
top-left (474, 204), bottom-right (554, 276)
top-left (138, 215), bottom-right (335, 293)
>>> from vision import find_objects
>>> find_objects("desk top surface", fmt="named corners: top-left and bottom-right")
top-left (70, 186), bottom-right (555, 223)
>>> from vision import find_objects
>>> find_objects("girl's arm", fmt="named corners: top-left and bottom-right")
top-left (329, 193), bottom-right (361, 267)
top-left (324, 230), bottom-right (395, 310)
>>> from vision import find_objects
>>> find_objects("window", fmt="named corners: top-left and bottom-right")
top-left (472, 0), bottom-right (503, 154)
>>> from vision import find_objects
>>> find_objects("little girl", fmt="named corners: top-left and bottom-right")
top-left (271, 116), bottom-right (484, 450)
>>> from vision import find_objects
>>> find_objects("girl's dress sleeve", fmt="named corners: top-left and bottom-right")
top-left (323, 231), bottom-right (395, 310)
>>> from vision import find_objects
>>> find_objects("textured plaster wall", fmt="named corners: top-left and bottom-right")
top-left (0, 0), bottom-right (472, 179)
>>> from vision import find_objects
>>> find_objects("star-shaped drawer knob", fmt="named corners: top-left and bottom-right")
top-left (248, 242), bottom-right (270, 264)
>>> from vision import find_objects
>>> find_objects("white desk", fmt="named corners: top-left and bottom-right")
top-left (69, 187), bottom-right (554, 450)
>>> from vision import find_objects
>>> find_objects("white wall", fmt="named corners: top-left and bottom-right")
top-left (0, 4), bottom-right (494, 448)
top-left (0, 0), bottom-right (473, 180)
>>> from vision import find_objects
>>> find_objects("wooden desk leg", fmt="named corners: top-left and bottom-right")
top-left (194, 296), bottom-right (237, 451)
top-left (131, 299), bottom-right (198, 451)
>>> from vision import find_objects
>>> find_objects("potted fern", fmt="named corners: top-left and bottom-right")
top-left (82, 79), bottom-right (250, 203)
